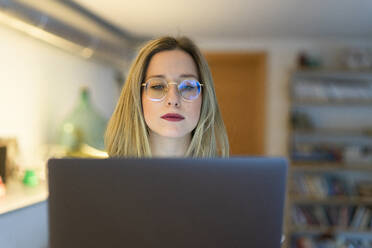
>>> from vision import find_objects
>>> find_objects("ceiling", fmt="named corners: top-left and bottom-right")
top-left (74, 0), bottom-right (372, 41)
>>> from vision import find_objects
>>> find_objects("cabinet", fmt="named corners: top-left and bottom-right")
top-left (286, 70), bottom-right (372, 248)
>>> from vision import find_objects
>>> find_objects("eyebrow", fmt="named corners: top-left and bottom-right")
top-left (146, 74), bottom-right (198, 80)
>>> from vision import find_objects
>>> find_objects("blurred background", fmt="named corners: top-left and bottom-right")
top-left (1, 0), bottom-right (372, 247)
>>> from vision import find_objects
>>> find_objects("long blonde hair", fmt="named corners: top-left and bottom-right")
top-left (105, 36), bottom-right (229, 157)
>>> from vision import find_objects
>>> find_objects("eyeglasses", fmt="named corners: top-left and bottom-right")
top-left (141, 77), bottom-right (203, 102)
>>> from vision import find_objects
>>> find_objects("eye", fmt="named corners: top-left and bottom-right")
top-left (183, 85), bottom-right (195, 90)
top-left (180, 80), bottom-right (198, 91)
top-left (150, 84), bottom-right (165, 90)
top-left (148, 78), bottom-right (167, 91)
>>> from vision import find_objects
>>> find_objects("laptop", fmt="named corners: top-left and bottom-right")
top-left (48, 157), bottom-right (288, 248)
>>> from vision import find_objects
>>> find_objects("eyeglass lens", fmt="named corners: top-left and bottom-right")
top-left (145, 78), bottom-right (201, 101)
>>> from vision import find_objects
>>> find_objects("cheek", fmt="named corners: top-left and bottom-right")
top-left (142, 94), bottom-right (162, 128)
top-left (141, 93), bottom-right (152, 123)
top-left (189, 97), bottom-right (202, 124)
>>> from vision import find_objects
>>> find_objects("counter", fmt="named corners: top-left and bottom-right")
top-left (0, 179), bottom-right (48, 215)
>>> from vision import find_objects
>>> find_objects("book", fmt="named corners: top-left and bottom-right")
top-left (313, 205), bottom-right (329, 226)
top-left (350, 206), bottom-right (366, 229)
top-left (339, 205), bottom-right (350, 228)
top-left (359, 208), bottom-right (371, 230)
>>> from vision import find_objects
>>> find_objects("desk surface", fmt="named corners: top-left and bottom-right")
top-left (0, 179), bottom-right (48, 215)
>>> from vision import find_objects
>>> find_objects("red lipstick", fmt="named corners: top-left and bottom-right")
top-left (161, 113), bottom-right (185, 122)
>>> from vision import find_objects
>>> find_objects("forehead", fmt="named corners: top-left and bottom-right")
top-left (146, 50), bottom-right (198, 79)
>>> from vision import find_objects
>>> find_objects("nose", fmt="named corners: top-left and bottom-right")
top-left (165, 84), bottom-right (181, 107)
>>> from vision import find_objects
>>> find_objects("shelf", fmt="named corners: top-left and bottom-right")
top-left (286, 70), bottom-right (372, 247)
top-left (289, 226), bottom-right (372, 235)
top-left (290, 196), bottom-right (372, 205)
top-left (293, 128), bottom-right (372, 137)
top-left (0, 178), bottom-right (48, 215)
top-left (292, 99), bottom-right (372, 106)
top-left (292, 69), bottom-right (372, 79)
top-left (290, 163), bottom-right (372, 172)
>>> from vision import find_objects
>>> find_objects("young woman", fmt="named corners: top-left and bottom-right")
top-left (105, 36), bottom-right (229, 157)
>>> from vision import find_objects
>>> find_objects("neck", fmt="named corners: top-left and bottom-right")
top-left (149, 132), bottom-right (191, 157)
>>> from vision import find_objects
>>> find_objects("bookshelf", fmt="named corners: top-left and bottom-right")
top-left (286, 70), bottom-right (372, 248)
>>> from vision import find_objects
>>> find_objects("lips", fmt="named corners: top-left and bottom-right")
top-left (161, 113), bottom-right (185, 122)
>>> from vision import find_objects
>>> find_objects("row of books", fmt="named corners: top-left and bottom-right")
top-left (291, 174), bottom-right (350, 197)
top-left (293, 80), bottom-right (372, 102)
top-left (292, 235), bottom-right (372, 248)
top-left (292, 205), bottom-right (372, 230)
top-left (291, 146), bottom-right (372, 165)
top-left (291, 145), bottom-right (343, 163)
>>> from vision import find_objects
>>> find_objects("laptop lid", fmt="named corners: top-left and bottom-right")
top-left (48, 157), bottom-right (287, 248)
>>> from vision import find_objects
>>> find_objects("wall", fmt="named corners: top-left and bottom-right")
top-left (1, 21), bottom-right (371, 162)
top-left (196, 37), bottom-right (372, 156)
top-left (0, 24), bottom-right (120, 166)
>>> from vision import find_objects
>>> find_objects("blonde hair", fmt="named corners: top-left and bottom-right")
top-left (105, 36), bottom-right (229, 157)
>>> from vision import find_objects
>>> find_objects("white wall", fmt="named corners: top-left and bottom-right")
top-left (196, 37), bottom-right (372, 156)
top-left (0, 24), bottom-right (120, 165)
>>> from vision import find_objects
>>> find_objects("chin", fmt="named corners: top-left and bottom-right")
top-left (159, 131), bottom-right (189, 139)
top-left (156, 128), bottom-right (192, 139)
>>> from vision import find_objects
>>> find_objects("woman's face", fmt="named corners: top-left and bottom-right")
top-left (142, 49), bottom-right (202, 139)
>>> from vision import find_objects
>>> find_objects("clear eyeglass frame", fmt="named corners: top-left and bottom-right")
top-left (141, 78), bottom-right (204, 102)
